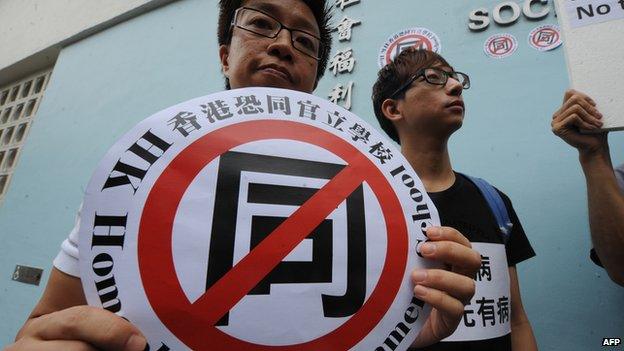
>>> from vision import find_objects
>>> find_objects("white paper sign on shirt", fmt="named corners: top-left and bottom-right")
top-left (443, 242), bottom-right (511, 342)
top-left (78, 87), bottom-right (441, 351)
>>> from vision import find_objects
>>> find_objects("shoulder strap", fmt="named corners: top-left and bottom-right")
top-left (462, 174), bottom-right (513, 243)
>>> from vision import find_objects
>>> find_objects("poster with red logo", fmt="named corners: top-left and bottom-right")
top-left (378, 28), bottom-right (442, 68)
top-left (528, 25), bottom-right (562, 51)
top-left (78, 87), bottom-right (440, 350)
top-left (483, 33), bottom-right (518, 59)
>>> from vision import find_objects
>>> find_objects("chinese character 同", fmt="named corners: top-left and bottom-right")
top-left (206, 151), bottom-right (368, 326)
top-left (490, 37), bottom-right (512, 55)
top-left (167, 111), bottom-right (201, 137)
top-left (536, 30), bottom-right (556, 45)
top-left (328, 48), bottom-right (355, 76)
top-left (267, 95), bottom-right (291, 115)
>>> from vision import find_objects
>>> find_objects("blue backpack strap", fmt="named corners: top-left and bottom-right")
top-left (462, 174), bottom-right (513, 244)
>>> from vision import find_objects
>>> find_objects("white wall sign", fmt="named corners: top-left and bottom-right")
top-left (78, 87), bottom-right (441, 350)
top-left (561, 0), bottom-right (624, 28)
top-left (468, 0), bottom-right (552, 31)
top-left (556, 0), bottom-right (624, 130)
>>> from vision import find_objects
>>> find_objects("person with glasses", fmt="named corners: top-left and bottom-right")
top-left (9, 2), bottom-right (480, 350)
top-left (216, 0), bottom-right (330, 93)
top-left (552, 89), bottom-right (624, 286)
top-left (372, 47), bottom-right (537, 350)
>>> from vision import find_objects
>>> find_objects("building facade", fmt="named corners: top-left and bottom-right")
top-left (0, 0), bottom-right (622, 349)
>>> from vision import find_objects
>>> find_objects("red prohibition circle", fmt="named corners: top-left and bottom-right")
top-left (385, 34), bottom-right (432, 64)
top-left (138, 119), bottom-right (409, 350)
top-left (488, 37), bottom-right (513, 55)
top-left (532, 29), bottom-right (559, 47)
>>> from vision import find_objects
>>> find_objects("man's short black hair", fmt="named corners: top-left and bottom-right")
top-left (371, 48), bottom-right (452, 144)
top-left (217, 0), bottom-right (333, 90)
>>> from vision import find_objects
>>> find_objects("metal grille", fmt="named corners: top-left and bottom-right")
top-left (0, 69), bottom-right (52, 204)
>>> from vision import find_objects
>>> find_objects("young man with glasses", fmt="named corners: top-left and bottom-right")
top-left (9, 2), bottom-right (480, 350)
top-left (372, 47), bottom-right (537, 350)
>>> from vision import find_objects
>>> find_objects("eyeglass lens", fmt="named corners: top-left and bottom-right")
top-left (235, 8), bottom-right (321, 59)
top-left (423, 68), bottom-right (469, 88)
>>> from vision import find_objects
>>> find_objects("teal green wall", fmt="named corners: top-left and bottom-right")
top-left (1, 0), bottom-right (622, 348)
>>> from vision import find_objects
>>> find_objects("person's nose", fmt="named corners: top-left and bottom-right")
top-left (446, 75), bottom-right (463, 96)
top-left (267, 28), bottom-right (295, 62)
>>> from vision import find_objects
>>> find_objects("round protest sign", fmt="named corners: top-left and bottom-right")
top-left (78, 87), bottom-right (439, 350)
top-left (528, 24), bottom-right (562, 51)
top-left (484, 33), bottom-right (518, 59)
top-left (378, 28), bottom-right (441, 68)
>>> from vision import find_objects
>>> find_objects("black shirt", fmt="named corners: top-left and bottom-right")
top-left (415, 173), bottom-right (535, 351)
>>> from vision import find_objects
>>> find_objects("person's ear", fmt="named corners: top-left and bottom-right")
top-left (219, 44), bottom-right (230, 78)
top-left (381, 98), bottom-right (403, 122)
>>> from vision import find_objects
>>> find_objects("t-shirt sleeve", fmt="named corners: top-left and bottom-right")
top-left (52, 204), bottom-right (82, 277)
top-left (497, 191), bottom-right (536, 266)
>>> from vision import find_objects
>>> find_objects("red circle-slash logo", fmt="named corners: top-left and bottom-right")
top-left (378, 28), bottom-right (441, 67)
top-left (484, 33), bottom-right (518, 59)
top-left (138, 120), bottom-right (409, 350)
top-left (78, 88), bottom-right (437, 351)
top-left (528, 25), bottom-right (562, 51)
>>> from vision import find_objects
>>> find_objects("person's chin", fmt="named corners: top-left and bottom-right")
top-left (448, 118), bottom-right (463, 133)
top-left (439, 114), bottom-right (464, 133)
top-left (445, 109), bottom-right (465, 122)
top-left (256, 72), bottom-right (296, 90)
top-left (259, 80), bottom-right (295, 90)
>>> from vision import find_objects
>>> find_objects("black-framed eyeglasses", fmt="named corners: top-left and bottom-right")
top-left (389, 68), bottom-right (471, 98)
top-left (231, 7), bottom-right (324, 60)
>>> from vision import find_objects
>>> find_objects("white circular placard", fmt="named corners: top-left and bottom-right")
top-left (79, 87), bottom-right (440, 350)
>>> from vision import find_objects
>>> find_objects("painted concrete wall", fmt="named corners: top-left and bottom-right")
top-left (0, 0), bottom-right (173, 86)
top-left (1, 0), bottom-right (622, 348)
